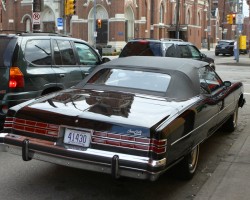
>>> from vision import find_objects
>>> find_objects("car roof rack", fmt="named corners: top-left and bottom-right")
top-left (160, 38), bottom-right (184, 41)
top-left (130, 38), bottom-right (158, 41)
top-left (0, 30), bottom-right (69, 37)
top-left (19, 32), bottom-right (69, 37)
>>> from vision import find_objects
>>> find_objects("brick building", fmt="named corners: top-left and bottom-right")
top-left (2, 0), bottom-right (248, 51)
top-left (243, 1), bottom-right (250, 43)
top-left (211, 0), bottom-right (236, 41)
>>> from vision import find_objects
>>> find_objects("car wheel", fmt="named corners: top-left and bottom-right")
top-left (215, 52), bottom-right (219, 56)
top-left (221, 105), bottom-right (239, 132)
top-left (177, 145), bottom-right (199, 180)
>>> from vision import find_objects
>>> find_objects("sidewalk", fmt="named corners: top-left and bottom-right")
top-left (201, 48), bottom-right (250, 67)
top-left (195, 120), bottom-right (250, 200)
top-left (194, 56), bottom-right (250, 200)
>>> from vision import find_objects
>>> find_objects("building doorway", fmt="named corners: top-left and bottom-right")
top-left (89, 5), bottom-right (109, 46)
top-left (125, 6), bottom-right (134, 42)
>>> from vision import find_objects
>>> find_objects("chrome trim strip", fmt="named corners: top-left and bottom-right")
top-left (171, 101), bottom-right (236, 146)
top-left (171, 112), bottom-right (219, 146)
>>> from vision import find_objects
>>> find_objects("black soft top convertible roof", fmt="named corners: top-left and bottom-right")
top-left (85, 56), bottom-right (208, 99)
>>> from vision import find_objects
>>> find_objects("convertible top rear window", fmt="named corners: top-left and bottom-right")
top-left (88, 68), bottom-right (171, 93)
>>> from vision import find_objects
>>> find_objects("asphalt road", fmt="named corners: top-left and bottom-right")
top-left (0, 52), bottom-right (249, 200)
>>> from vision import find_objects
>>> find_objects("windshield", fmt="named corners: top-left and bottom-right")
top-left (87, 68), bottom-right (171, 93)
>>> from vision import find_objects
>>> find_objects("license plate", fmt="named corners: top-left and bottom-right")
top-left (63, 128), bottom-right (91, 147)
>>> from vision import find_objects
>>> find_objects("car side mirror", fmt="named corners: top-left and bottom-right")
top-left (224, 81), bottom-right (232, 87)
top-left (201, 53), bottom-right (207, 58)
top-left (102, 57), bottom-right (111, 63)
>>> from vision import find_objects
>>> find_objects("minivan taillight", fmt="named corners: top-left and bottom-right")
top-left (9, 67), bottom-right (24, 88)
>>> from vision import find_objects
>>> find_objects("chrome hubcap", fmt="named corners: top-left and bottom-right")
top-left (188, 146), bottom-right (199, 173)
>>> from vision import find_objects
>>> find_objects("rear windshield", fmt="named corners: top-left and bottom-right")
top-left (0, 37), bottom-right (13, 67)
top-left (218, 41), bottom-right (233, 45)
top-left (119, 41), bottom-right (162, 57)
top-left (87, 68), bottom-right (171, 93)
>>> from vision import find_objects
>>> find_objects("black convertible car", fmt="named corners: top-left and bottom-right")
top-left (0, 57), bottom-right (245, 181)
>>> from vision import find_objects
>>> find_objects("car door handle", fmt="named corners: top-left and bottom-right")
top-left (218, 101), bottom-right (224, 110)
top-left (59, 74), bottom-right (65, 78)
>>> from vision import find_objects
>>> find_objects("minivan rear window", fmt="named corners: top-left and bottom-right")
top-left (119, 41), bottom-right (162, 57)
top-left (0, 37), bottom-right (12, 67)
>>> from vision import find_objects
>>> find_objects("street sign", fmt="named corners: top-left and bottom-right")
top-left (207, 26), bottom-right (211, 32)
top-left (57, 18), bottom-right (63, 30)
top-left (237, 24), bottom-right (243, 33)
top-left (236, 14), bottom-right (244, 24)
top-left (32, 12), bottom-right (41, 25)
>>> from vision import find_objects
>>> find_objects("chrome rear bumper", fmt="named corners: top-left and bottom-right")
top-left (0, 133), bottom-right (166, 181)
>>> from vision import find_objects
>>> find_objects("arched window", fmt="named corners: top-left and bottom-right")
top-left (25, 18), bottom-right (31, 32)
top-left (197, 12), bottom-right (201, 26)
top-left (187, 10), bottom-right (191, 24)
top-left (160, 4), bottom-right (164, 23)
top-left (173, 7), bottom-right (176, 24)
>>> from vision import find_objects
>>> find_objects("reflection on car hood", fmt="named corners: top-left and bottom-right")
top-left (12, 89), bottom-right (197, 129)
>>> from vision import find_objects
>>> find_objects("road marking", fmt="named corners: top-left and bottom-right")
top-left (244, 93), bottom-right (250, 95)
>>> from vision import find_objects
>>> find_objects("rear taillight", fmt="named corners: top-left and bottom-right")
top-left (9, 67), bottom-right (24, 88)
top-left (3, 117), bottom-right (59, 137)
top-left (1, 105), bottom-right (8, 114)
top-left (3, 117), bottom-right (14, 129)
top-left (92, 131), bottom-right (167, 154)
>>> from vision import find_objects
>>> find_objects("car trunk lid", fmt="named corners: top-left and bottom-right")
top-left (8, 89), bottom-right (179, 137)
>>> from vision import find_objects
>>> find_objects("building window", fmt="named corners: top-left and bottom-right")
top-left (187, 10), bottom-right (191, 24)
top-left (197, 12), bottom-right (201, 26)
top-left (25, 19), bottom-right (31, 32)
top-left (173, 7), bottom-right (176, 24)
top-left (160, 4), bottom-right (164, 23)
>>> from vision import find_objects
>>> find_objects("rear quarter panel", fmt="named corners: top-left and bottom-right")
top-left (158, 96), bottom-right (220, 166)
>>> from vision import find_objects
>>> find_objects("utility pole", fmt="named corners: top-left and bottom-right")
top-left (249, 5), bottom-right (250, 58)
top-left (175, 0), bottom-right (180, 39)
top-left (62, 0), bottom-right (66, 34)
top-left (93, 0), bottom-right (97, 49)
top-left (236, 0), bottom-right (243, 63)
top-left (222, 0), bottom-right (226, 39)
top-left (207, 0), bottom-right (211, 50)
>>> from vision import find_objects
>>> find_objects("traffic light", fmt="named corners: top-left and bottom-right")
top-left (65, 0), bottom-right (76, 16)
top-left (227, 14), bottom-right (233, 25)
top-left (232, 13), bottom-right (236, 25)
top-left (97, 19), bottom-right (102, 28)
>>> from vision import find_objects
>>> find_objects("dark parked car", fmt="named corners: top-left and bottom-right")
top-left (119, 38), bottom-right (215, 70)
top-left (0, 57), bottom-right (245, 181)
top-left (215, 40), bottom-right (234, 56)
top-left (0, 33), bottom-right (110, 129)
